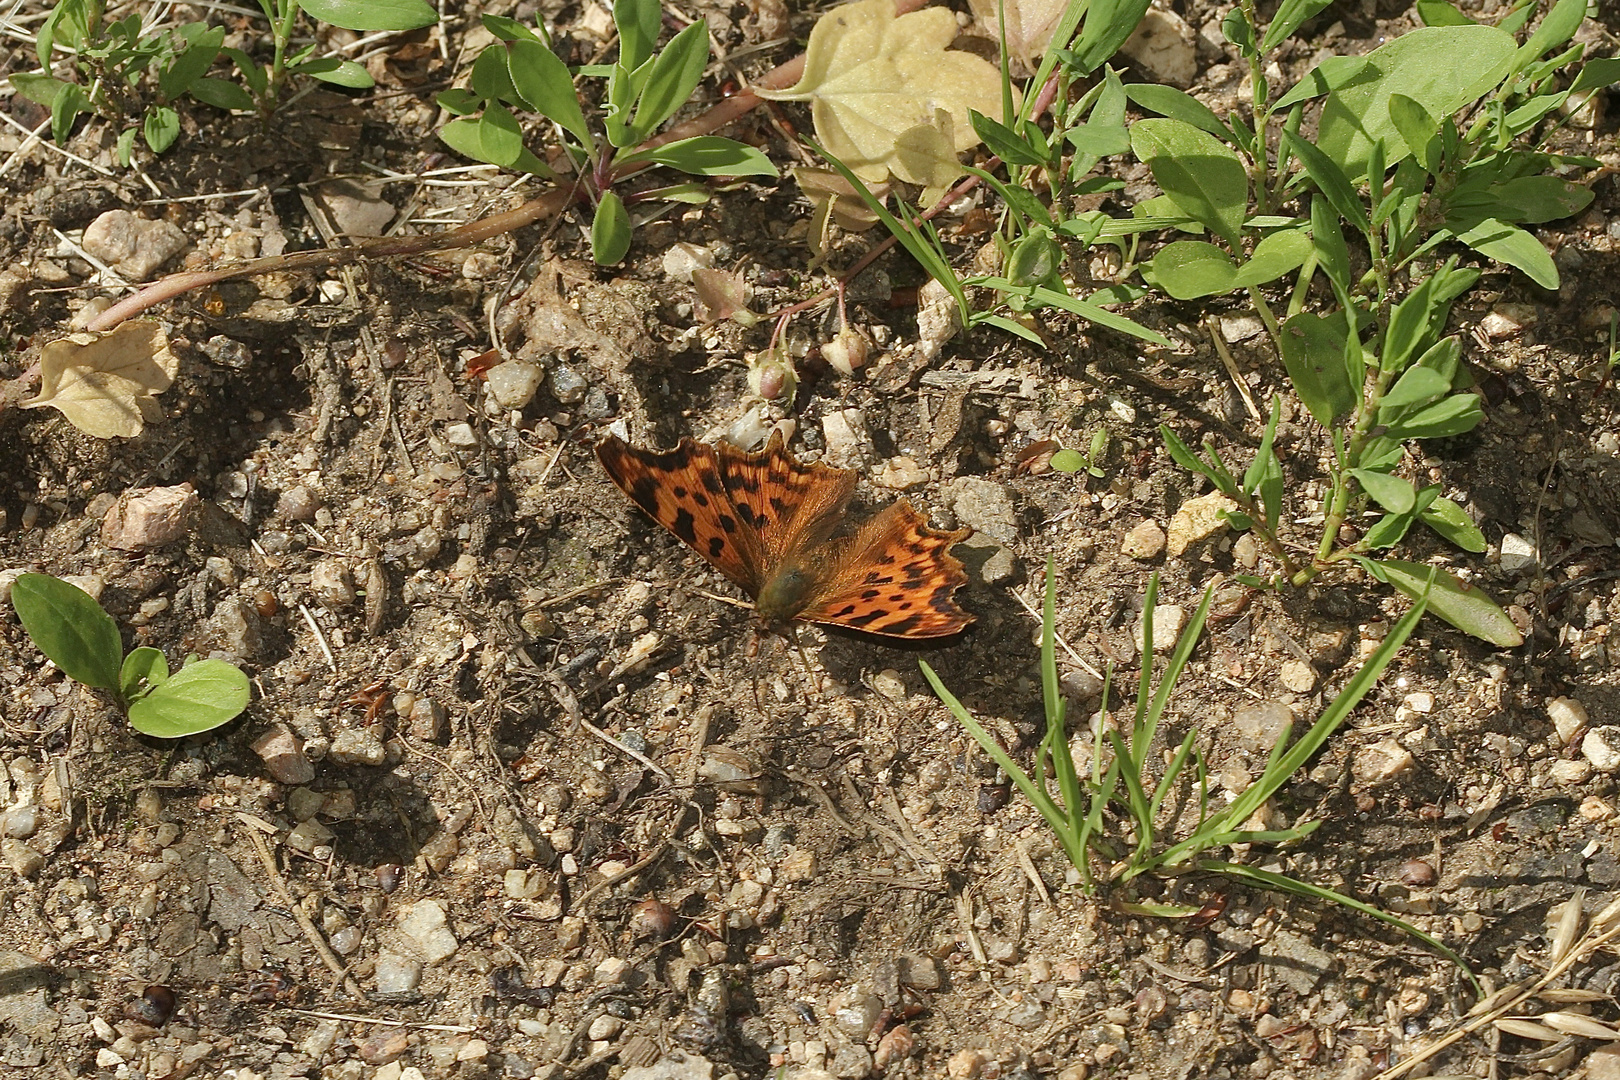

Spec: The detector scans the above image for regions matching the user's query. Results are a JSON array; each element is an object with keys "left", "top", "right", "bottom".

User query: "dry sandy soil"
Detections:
[{"left": 2, "top": 1, "right": 1620, "bottom": 1078}]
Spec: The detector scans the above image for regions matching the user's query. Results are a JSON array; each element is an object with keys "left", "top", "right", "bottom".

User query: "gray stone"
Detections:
[
  {"left": 621, "top": 1050, "right": 715, "bottom": 1080},
  {"left": 943, "top": 477, "right": 1017, "bottom": 544},
  {"left": 328, "top": 728, "right": 387, "bottom": 767},
  {"left": 397, "top": 899, "right": 458, "bottom": 964},
  {"left": 487, "top": 360, "right": 543, "bottom": 409},
  {"left": 829, "top": 1044, "right": 874, "bottom": 1079},
  {"left": 1258, "top": 930, "right": 1337, "bottom": 995},
  {"left": 251, "top": 725, "right": 315, "bottom": 785},
  {"left": 81, "top": 209, "right": 189, "bottom": 280},
  {"left": 1231, "top": 702, "right": 1295, "bottom": 754}
]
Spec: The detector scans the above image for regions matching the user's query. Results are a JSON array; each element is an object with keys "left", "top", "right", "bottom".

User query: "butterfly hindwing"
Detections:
[
  {"left": 596, "top": 435, "right": 767, "bottom": 592},
  {"left": 797, "top": 500, "right": 974, "bottom": 638}
]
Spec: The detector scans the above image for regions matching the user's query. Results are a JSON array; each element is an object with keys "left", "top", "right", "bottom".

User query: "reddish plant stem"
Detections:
[{"left": 82, "top": 0, "right": 945, "bottom": 334}]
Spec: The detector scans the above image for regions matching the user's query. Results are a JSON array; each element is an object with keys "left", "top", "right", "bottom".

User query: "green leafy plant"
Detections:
[
  {"left": 1124, "top": 0, "right": 1610, "bottom": 644},
  {"left": 9, "top": 0, "right": 436, "bottom": 164},
  {"left": 850, "top": 0, "right": 1610, "bottom": 643},
  {"left": 922, "top": 558, "right": 1473, "bottom": 978},
  {"left": 11, "top": 573, "right": 250, "bottom": 738},
  {"left": 437, "top": 0, "right": 777, "bottom": 264}
]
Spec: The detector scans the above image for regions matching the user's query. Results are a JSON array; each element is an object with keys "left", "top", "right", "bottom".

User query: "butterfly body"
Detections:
[
  {"left": 754, "top": 559, "right": 821, "bottom": 625},
  {"left": 596, "top": 432, "right": 973, "bottom": 638}
]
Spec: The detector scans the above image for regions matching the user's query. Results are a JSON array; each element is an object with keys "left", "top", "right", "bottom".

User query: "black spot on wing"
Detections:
[
  {"left": 769, "top": 496, "right": 787, "bottom": 516},
  {"left": 703, "top": 473, "right": 724, "bottom": 495},
  {"left": 736, "top": 504, "right": 757, "bottom": 527},
  {"left": 672, "top": 509, "right": 697, "bottom": 544},
  {"left": 708, "top": 536, "right": 726, "bottom": 558},
  {"left": 672, "top": 485, "right": 688, "bottom": 499},
  {"left": 628, "top": 476, "right": 660, "bottom": 516},
  {"left": 718, "top": 514, "right": 737, "bottom": 534},
  {"left": 693, "top": 491, "right": 709, "bottom": 508},
  {"left": 884, "top": 613, "right": 925, "bottom": 635},
  {"left": 847, "top": 608, "right": 888, "bottom": 628}
]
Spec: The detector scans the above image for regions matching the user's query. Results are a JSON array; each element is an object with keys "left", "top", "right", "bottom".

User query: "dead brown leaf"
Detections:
[
  {"left": 758, "top": 0, "right": 1011, "bottom": 189},
  {"left": 22, "top": 320, "right": 178, "bottom": 439}
]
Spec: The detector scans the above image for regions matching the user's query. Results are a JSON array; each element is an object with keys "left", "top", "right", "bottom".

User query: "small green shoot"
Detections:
[
  {"left": 922, "top": 558, "right": 1473, "bottom": 980},
  {"left": 438, "top": 0, "right": 777, "bottom": 265},
  {"left": 11, "top": 573, "right": 250, "bottom": 738},
  {"left": 9, "top": 0, "right": 436, "bottom": 164},
  {"left": 1049, "top": 429, "right": 1108, "bottom": 478}
]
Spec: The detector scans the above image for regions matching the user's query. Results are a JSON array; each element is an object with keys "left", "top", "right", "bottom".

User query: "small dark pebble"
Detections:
[
  {"left": 489, "top": 966, "right": 556, "bottom": 1007},
  {"left": 376, "top": 863, "right": 405, "bottom": 893},
  {"left": 126, "top": 984, "right": 176, "bottom": 1026},
  {"left": 1399, "top": 859, "right": 1437, "bottom": 887},
  {"left": 244, "top": 971, "right": 298, "bottom": 1004},
  {"left": 630, "top": 899, "right": 680, "bottom": 941},
  {"left": 978, "top": 782, "right": 1013, "bottom": 813},
  {"left": 365, "top": 990, "right": 426, "bottom": 1006}
]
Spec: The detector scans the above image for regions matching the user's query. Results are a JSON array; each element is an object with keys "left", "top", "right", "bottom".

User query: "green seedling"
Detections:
[
  {"left": 9, "top": 0, "right": 436, "bottom": 164},
  {"left": 12, "top": 573, "right": 249, "bottom": 738},
  {"left": 1049, "top": 429, "right": 1108, "bottom": 478},
  {"left": 923, "top": 558, "right": 1475, "bottom": 982},
  {"left": 437, "top": 0, "right": 776, "bottom": 265}
]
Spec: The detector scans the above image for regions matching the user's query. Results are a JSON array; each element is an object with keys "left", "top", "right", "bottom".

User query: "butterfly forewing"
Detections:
[
  {"left": 710, "top": 431, "right": 856, "bottom": 566},
  {"left": 596, "top": 436, "right": 767, "bottom": 592},
  {"left": 797, "top": 500, "right": 974, "bottom": 638}
]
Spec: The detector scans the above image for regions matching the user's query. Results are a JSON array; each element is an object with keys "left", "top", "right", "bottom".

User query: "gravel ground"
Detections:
[{"left": 3, "top": 0, "right": 1620, "bottom": 1078}]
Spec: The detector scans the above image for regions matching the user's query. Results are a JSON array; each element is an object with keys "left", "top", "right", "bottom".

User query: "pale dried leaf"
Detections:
[
  {"left": 1466, "top": 983, "right": 1524, "bottom": 1017},
  {"left": 21, "top": 320, "right": 178, "bottom": 439},
  {"left": 893, "top": 112, "right": 963, "bottom": 201},
  {"left": 1593, "top": 895, "right": 1620, "bottom": 933},
  {"left": 1539, "top": 1010, "right": 1620, "bottom": 1038},
  {"left": 1539, "top": 988, "right": 1614, "bottom": 1004},
  {"left": 792, "top": 167, "right": 887, "bottom": 255},
  {"left": 691, "top": 268, "right": 757, "bottom": 326},
  {"left": 967, "top": 0, "right": 1066, "bottom": 74},
  {"left": 759, "top": 0, "right": 1012, "bottom": 186},
  {"left": 1551, "top": 887, "right": 1586, "bottom": 963},
  {"left": 1492, "top": 1017, "right": 1562, "bottom": 1041}
]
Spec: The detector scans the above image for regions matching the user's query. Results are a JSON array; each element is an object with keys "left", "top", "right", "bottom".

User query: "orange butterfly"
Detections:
[{"left": 596, "top": 431, "right": 973, "bottom": 638}]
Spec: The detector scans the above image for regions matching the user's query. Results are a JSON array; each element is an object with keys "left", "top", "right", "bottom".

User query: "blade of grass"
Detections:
[{"left": 1199, "top": 860, "right": 1480, "bottom": 994}]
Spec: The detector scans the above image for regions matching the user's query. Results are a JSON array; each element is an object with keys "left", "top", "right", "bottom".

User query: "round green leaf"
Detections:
[
  {"left": 1144, "top": 240, "right": 1238, "bottom": 300},
  {"left": 1350, "top": 468, "right": 1416, "bottom": 514},
  {"left": 297, "top": 0, "right": 438, "bottom": 32},
  {"left": 120, "top": 647, "right": 170, "bottom": 703},
  {"left": 295, "top": 58, "right": 375, "bottom": 89},
  {"left": 126, "top": 658, "right": 250, "bottom": 738},
  {"left": 1130, "top": 118, "right": 1248, "bottom": 247},
  {"left": 11, "top": 573, "right": 122, "bottom": 690},
  {"left": 188, "top": 76, "right": 256, "bottom": 112},
  {"left": 591, "top": 190, "right": 632, "bottom": 265}
]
